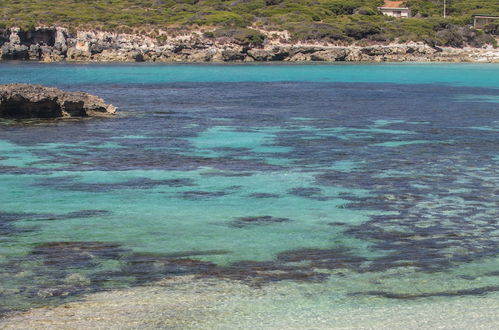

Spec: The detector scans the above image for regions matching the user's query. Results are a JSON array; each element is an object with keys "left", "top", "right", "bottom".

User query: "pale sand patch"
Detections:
[{"left": 1, "top": 275, "right": 498, "bottom": 330}]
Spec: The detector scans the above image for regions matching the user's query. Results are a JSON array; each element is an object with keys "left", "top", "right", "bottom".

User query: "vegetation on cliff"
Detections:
[{"left": 0, "top": 0, "right": 498, "bottom": 47}]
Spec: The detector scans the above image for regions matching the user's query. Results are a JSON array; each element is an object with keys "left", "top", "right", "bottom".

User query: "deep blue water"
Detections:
[{"left": 0, "top": 63, "right": 498, "bottom": 313}]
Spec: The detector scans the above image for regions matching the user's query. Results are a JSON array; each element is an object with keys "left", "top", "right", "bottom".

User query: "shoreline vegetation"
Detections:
[{"left": 1, "top": 0, "right": 498, "bottom": 62}]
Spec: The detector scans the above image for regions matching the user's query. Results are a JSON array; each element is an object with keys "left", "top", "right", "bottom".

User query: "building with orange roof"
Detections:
[{"left": 378, "top": 0, "right": 411, "bottom": 18}]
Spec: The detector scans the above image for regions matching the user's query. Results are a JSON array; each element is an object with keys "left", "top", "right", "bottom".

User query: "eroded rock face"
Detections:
[
  {"left": 0, "top": 26, "right": 498, "bottom": 63},
  {"left": 0, "top": 84, "right": 117, "bottom": 119},
  {"left": 0, "top": 27, "right": 68, "bottom": 61}
]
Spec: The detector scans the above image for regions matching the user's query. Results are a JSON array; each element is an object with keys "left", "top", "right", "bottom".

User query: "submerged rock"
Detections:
[
  {"left": 31, "top": 241, "right": 128, "bottom": 267},
  {"left": 0, "top": 84, "right": 116, "bottom": 119},
  {"left": 229, "top": 215, "right": 291, "bottom": 228}
]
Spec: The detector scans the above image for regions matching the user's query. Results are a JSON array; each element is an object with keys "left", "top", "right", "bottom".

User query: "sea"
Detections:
[{"left": 0, "top": 63, "right": 498, "bottom": 325}]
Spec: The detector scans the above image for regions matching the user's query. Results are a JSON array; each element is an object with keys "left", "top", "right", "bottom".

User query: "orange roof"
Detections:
[{"left": 382, "top": 1, "right": 405, "bottom": 8}]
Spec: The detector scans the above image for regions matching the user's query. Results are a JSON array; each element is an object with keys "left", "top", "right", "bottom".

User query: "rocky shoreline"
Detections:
[
  {"left": 0, "top": 84, "right": 116, "bottom": 119},
  {"left": 1, "top": 26, "right": 498, "bottom": 63}
]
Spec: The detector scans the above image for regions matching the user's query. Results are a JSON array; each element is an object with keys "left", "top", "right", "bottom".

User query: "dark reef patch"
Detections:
[
  {"left": 0, "top": 209, "right": 110, "bottom": 238},
  {"left": 0, "top": 241, "right": 131, "bottom": 313},
  {"left": 34, "top": 176, "right": 196, "bottom": 192},
  {"left": 199, "top": 260, "right": 328, "bottom": 287},
  {"left": 31, "top": 241, "right": 129, "bottom": 268},
  {"left": 181, "top": 190, "right": 228, "bottom": 200},
  {"left": 328, "top": 222, "right": 347, "bottom": 226},
  {"left": 248, "top": 193, "right": 280, "bottom": 198},
  {"left": 229, "top": 215, "right": 291, "bottom": 228},
  {"left": 200, "top": 171, "right": 253, "bottom": 177},
  {"left": 308, "top": 128, "right": 499, "bottom": 274},
  {"left": 342, "top": 203, "right": 499, "bottom": 273},
  {"left": 29, "top": 209, "right": 112, "bottom": 221},
  {"left": 0, "top": 308, "right": 11, "bottom": 319},
  {"left": 20, "top": 142, "right": 288, "bottom": 172},
  {"left": 160, "top": 249, "right": 231, "bottom": 258},
  {"left": 1, "top": 209, "right": 112, "bottom": 225},
  {"left": 353, "top": 285, "right": 499, "bottom": 300},
  {"left": 0, "top": 211, "right": 39, "bottom": 236},
  {"left": 64, "top": 209, "right": 111, "bottom": 219},
  {"left": 0, "top": 165, "right": 52, "bottom": 175},
  {"left": 0, "top": 243, "right": 236, "bottom": 312},
  {"left": 277, "top": 248, "right": 366, "bottom": 270},
  {"left": 198, "top": 246, "right": 373, "bottom": 286},
  {"left": 288, "top": 187, "right": 328, "bottom": 201},
  {"left": 115, "top": 254, "right": 217, "bottom": 284}
]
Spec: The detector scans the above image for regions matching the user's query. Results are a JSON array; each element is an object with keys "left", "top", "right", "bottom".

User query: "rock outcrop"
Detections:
[
  {"left": 0, "top": 26, "right": 498, "bottom": 63},
  {"left": 0, "top": 84, "right": 116, "bottom": 119}
]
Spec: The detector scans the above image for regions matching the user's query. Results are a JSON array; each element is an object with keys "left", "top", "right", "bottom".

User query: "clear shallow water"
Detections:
[
  {"left": 0, "top": 63, "right": 498, "bottom": 314},
  {"left": 1, "top": 62, "right": 499, "bottom": 87}
]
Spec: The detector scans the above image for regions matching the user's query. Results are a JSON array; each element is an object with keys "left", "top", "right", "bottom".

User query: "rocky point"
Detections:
[{"left": 0, "top": 84, "right": 116, "bottom": 119}]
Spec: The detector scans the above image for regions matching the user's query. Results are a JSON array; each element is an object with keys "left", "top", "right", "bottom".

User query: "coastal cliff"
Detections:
[{"left": 0, "top": 26, "right": 498, "bottom": 63}]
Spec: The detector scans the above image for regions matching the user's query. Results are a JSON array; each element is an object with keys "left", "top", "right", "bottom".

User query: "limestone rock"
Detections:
[
  {"left": 0, "top": 26, "right": 498, "bottom": 63},
  {"left": 0, "top": 84, "right": 116, "bottom": 119},
  {"left": 54, "top": 27, "right": 68, "bottom": 53},
  {"left": 222, "top": 49, "right": 246, "bottom": 61},
  {"left": 310, "top": 48, "right": 349, "bottom": 61},
  {"left": 1, "top": 43, "right": 29, "bottom": 60}
]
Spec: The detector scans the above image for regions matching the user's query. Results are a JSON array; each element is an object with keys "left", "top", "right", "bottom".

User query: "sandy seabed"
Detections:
[{"left": 1, "top": 275, "right": 498, "bottom": 330}]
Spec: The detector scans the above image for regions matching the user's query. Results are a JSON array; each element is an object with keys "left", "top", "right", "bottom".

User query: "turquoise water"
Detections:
[
  {"left": 0, "top": 63, "right": 498, "bottom": 314},
  {"left": 0, "top": 63, "right": 498, "bottom": 87}
]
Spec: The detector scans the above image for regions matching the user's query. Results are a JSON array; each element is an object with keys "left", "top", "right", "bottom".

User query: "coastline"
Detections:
[
  {"left": 2, "top": 275, "right": 498, "bottom": 329},
  {"left": 1, "top": 27, "right": 498, "bottom": 63}
]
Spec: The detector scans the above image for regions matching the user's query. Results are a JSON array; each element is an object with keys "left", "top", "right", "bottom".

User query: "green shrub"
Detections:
[
  {"left": 355, "top": 7, "right": 378, "bottom": 15},
  {"left": 0, "top": 0, "right": 497, "bottom": 46},
  {"left": 344, "top": 21, "right": 381, "bottom": 39},
  {"left": 265, "top": 0, "right": 283, "bottom": 6},
  {"left": 189, "top": 11, "right": 248, "bottom": 26},
  {"left": 436, "top": 26, "right": 465, "bottom": 47},
  {"left": 484, "top": 23, "right": 499, "bottom": 35},
  {"left": 212, "top": 27, "right": 266, "bottom": 45},
  {"left": 19, "top": 21, "right": 36, "bottom": 31},
  {"left": 289, "top": 22, "right": 348, "bottom": 41}
]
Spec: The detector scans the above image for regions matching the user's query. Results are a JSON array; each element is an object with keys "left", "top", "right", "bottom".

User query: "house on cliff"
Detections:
[
  {"left": 473, "top": 15, "right": 499, "bottom": 29},
  {"left": 378, "top": 1, "right": 411, "bottom": 18}
]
